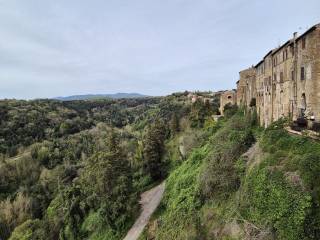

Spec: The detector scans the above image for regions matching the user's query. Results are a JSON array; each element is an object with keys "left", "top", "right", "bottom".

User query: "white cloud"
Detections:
[{"left": 0, "top": 0, "right": 319, "bottom": 98}]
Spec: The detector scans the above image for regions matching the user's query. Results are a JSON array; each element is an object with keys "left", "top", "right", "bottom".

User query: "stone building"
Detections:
[
  {"left": 235, "top": 23, "right": 320, "bottom": 127},
  {"left": 236, "top": 67, "right": 256, "bottom": 107},
  {"left": 295, "top": 25, "right": 320, "bottom": 122},
  {"left": 255, "top": 49, "right": 278, "bottom": 127},
  {"left": 219, "top": 90, "right": 237, "bottom": 115}
]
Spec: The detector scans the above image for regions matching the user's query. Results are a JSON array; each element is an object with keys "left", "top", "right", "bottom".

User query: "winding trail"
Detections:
[{"left": 123, "top": 182, "right": 165, "bottom": 240}]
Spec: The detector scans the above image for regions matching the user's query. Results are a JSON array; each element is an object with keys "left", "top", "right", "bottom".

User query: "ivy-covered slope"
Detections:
[{"left": 141, "top": 113, "right": 320, "bottom": 240}]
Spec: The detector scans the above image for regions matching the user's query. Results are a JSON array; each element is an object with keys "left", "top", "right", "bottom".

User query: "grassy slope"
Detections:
[{"left": 140, "top": 114, "right": 320, "bottom": 240}]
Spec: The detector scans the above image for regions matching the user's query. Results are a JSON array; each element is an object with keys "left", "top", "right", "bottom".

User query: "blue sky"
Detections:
[{"left": 0, "top": 0, "right": 319, "bottom": 99}]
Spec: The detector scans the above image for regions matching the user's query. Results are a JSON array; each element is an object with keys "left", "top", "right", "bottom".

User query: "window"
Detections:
[
  {"left": 290, "top": 45, "right": 294, "bottom": 56},
  {"left": 302, "top": 38, "right": 306, "bottom": 49},
  {"left": 280, "top": 72, "right": 284, "bottom": 83},
  {"left": 283, "top": 50, "right": 288, "bottom": 61},
  {"left": 301, "top": 67, "right": 305, "bottom": 80},
  {"left": 291, "top": 71, "right": 294, "bottom": 81},
  {"left": 227, "top": 96, "right": 232, "bottom": 99},
  {"left": 274, "top": 74, "right": 277, "bottom": 82}
]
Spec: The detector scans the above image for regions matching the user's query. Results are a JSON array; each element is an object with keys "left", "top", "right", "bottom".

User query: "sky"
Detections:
[{"left": 0, "top": 0, "right": 319, "bottom": 99}]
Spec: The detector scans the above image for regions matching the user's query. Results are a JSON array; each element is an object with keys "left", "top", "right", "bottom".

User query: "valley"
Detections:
[
  {"left": 0, "top": 92, "right": 219, "bottom": 239},
  {"left": 1, "top": 91, "right": 320, "bottom": 240}
]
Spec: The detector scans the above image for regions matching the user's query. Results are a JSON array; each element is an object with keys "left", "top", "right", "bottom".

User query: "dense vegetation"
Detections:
[
  {"left": 3, "top": 91, "right": 319, "bottom": 240},
  {"left": 0, "top": 98, "right": 160, "bottom": 157},
  {"left": 140, "top": 110, "right": 320, "bottom": 240},
  {"left": 0, "top": 92, "right": 220, "bottom": 240}
]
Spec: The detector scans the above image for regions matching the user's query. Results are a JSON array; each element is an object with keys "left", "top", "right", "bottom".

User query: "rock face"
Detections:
[{"left": 123, "top": 182, "right": 165, "bottom": 240}]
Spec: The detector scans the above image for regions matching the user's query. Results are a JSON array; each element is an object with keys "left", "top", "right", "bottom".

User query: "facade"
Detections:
[
  {"left": 233, "top": 23, "right": 320, "bottom": 127},
  {"left": 219, "top": 90, "right": 237, "bottom": 115},
  {"left": 188, "top": 93, "right": 215, "bottom": 104},
  {"left": 237, "top": 67, "right": 256, "bottom": 107}
]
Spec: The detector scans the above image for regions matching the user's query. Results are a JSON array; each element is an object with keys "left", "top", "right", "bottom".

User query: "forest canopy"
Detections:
[{"left": 0, "top": 92, "right": 220, "bottom": 240}]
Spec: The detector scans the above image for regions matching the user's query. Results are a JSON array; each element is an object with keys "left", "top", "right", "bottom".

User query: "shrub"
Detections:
[
  {"left": 248, "top": 121, "right": 320, "bottom": 239},
  {"left": 154, "top": 148, "right": 208, "bottom": 240},
  {"left": 223, "top": 104, "right": 238, "bottom": 118},
  {"left": 200, "top": 113, "right": 255, "bottom": 200},
  {"left": 9, "top": 219, "right": 46, "bottom": 240},
  {"left": 0, "top": 193, "right": 33, "bottom": 240},
  {"left": 81, "top": 210, "right": 120, "bottom": 240},
  {"left": 242, "top": 168, "right": 311, "bottom": 240}
]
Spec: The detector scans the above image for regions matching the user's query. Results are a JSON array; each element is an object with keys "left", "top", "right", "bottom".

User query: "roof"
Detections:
[
  {"left": 238, "top": 23, "right": 320, "bottom": 83},
  {"left": 239, "top": 67, "right": 255, "bottom": 74},
  {"left": 222, "top": 89, "right": 236, "bottom": 94},
  {"left": 268, "top": 23, "right": 320, "bottom": 56},
  {"left": 272, "top": 39, "right": 293, "bottom": 55},
  {"left": 254, "top": 60, "right": 264, "bottom": 68},
  {"left": 296, "top": 23, "right": 320, "bottom": 42},
  {"left": 263, "top": 49, "right": 277, "bottom": 59}
]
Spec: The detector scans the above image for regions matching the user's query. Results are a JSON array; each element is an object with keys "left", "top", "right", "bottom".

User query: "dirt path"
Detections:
[{"left": 123, "top": 182, "right": 165, "bottom": 240}]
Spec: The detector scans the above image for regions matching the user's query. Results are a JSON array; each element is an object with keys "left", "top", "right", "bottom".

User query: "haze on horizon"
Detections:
[{"left": 0, "top": 0, "right": 319, "bottom": 99}]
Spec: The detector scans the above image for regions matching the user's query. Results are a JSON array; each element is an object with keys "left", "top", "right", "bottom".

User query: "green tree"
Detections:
[
  {"left": 143, "top": 120, "right": 166, "bottom": 181},
  {"left": 170, "top": 113, "right": 180, "bottom": 135},
  {"left": 80, "top": 133, "right": 135, "bottom": 230},
  {"left": 190, "top": 99, "right": 211, "bottom": 128},
  {"left": 0, "top": 192, "right": 33, "bottom": 240},
  {"left": 9, "top": 219, "right": 47, "bottom": 240},
  {"left": 223, "top": 103, "right": 238, "bottom": 118},
  {"left": 107, "top": 128, "right": 119, "bottom": 153}
]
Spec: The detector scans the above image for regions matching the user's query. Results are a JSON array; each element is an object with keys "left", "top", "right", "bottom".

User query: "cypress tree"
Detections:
[
  {"left": 142, "top": 120, "right": 166, "bottom": 181},
  {"left": 170, "top": 113, "right": 180, "bottom": 135}
]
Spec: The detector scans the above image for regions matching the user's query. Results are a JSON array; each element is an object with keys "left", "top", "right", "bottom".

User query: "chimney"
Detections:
[{"left": 293, "top": 32, "right": 298, "bottom": 39}]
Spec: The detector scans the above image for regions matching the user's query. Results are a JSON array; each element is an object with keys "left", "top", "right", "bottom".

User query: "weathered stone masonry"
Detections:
[
  {"left": 219, "top": 90, "right": 236, "bottom": 115},
  {"left": 221, "top": 23, "right": 320, "bottom": 127}
]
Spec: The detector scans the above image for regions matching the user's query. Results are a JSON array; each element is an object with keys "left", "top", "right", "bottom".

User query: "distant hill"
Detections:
[{"left": 54, "top": 93, "right": 148, "bottom": 101}]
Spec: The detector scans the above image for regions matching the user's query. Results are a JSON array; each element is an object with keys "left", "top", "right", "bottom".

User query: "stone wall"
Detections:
[
  {"left": 295, "top": 28, "right": 320, "bottom": 121},
  {"left": 219, "top": 90, "right": 237, "bottom": 115},
  {"left": 237, "top": 67, "right": 256, "bottom": 107},
  {"left": 233, "top": 23, "right": 320, "bottom": 127}
]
